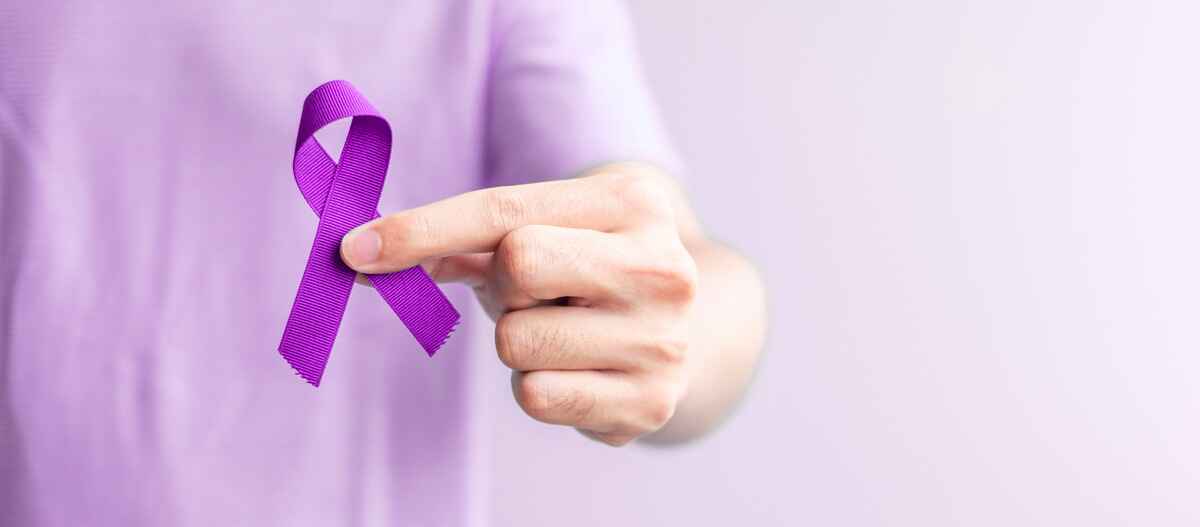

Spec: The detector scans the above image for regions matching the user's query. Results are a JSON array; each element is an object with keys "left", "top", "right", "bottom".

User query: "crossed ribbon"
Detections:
[{"left": 278, "top": 80, "right": 459, "bottom": 387}]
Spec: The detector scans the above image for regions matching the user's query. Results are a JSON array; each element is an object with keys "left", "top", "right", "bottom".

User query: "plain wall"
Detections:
[{"left": 485, "top": 1, "right": 1200, "bottom": 525}]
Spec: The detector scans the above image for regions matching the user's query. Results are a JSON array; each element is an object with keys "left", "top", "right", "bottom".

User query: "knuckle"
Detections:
[
  {"left": 482, "top": 189, "right": 528, "bottom": 233},
  {"left": 644, "top": 336, "right": 689, "bottom": 367},
  {"left": 552, "top": 387, "right": 598, "bottom": 425},
  {"left": 629, "top": 250, "right": 699, "bottom": 305},
  {"left": 663, "top": 255, "right": 700, "bottom": 303},
  {"left": 641, "top": 385, "right": 678, "bottom": 430},
  {"left": 497, "top": 227, "right": 543, "bottom": 292},
  {"left": 606, "top": 171, "right": 673, "bottom": 219},
  {"left": 497, "top": 314, "right": 568, "bottom": 370},
  {"left": 514, "top": 374, "right": 548, "bottom": 419},
  {"left": 515, "top": 375, "right": 597, "bottom": 425},
  {"left": 494, "top": 314, "right": 524, "bottom": 369}
]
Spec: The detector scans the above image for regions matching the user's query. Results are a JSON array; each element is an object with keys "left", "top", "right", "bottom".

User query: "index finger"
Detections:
[{"left": 341, "top": 172, "right": 658, "bottom": 273}]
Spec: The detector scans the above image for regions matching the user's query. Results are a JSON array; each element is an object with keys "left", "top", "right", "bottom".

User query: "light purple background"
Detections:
[{"left": 483, "top": 1, "right": 1200, "bottom": 525}]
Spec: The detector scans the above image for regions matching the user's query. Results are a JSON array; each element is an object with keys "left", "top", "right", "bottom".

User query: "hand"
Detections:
[{"left": 341, "top": 169, "right": 699, "bottom": 445}]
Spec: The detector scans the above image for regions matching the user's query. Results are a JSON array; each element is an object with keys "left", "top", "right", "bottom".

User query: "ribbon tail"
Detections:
[
  {"left": 369, "top": 266, "right": 460, "bottom": 357},
  {"left": 278, "top": 242, "right": 357, "bottom": 387}
]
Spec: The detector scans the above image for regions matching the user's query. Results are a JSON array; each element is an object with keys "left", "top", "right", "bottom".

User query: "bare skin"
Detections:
[{"left": 341, "top": 163, "right": 766, "bottom": 446}]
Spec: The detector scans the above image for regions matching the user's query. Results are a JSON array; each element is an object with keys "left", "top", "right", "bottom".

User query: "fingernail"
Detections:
[{"left": 343, "top": 227, "right": 382, "bottom": 268}]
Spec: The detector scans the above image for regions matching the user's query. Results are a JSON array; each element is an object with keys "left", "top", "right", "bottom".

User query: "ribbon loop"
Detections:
[{"left": 279, "top": 80, "right": 459, "bottom": 387}]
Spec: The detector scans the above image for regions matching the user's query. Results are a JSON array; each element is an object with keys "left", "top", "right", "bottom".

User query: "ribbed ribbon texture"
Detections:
[{"left": 278, "top": 80, "right": 459, "bottom": 387}]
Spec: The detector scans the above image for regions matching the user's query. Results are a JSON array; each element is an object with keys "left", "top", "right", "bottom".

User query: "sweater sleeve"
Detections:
[{"left": 484, "top": 0, "right": 683, "bottom": 186}]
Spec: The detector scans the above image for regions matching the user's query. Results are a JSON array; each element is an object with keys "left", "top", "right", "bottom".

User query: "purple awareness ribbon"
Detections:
[{"left": 278, "top": 80, "right": 459, "bottom": 387}]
